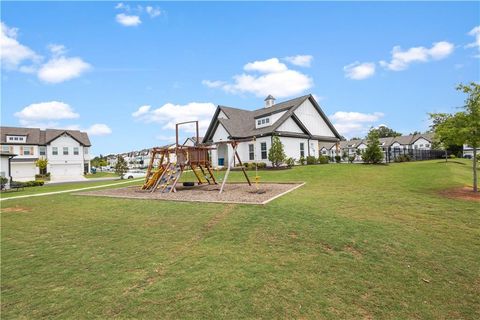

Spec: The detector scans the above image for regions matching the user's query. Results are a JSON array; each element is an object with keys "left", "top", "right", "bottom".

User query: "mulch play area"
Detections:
[{"left": 74, "top": 182, "right": 305, "bottom": 205}]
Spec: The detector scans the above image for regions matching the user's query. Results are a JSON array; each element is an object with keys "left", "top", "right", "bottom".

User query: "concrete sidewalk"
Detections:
[{"left": 1, "top": 179, "right": 142, "bottom": 202}]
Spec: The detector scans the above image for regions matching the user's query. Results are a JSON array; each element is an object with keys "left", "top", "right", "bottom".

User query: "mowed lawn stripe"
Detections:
[{"left": 1, "top": 160, "right": 479, "bottom": 319}]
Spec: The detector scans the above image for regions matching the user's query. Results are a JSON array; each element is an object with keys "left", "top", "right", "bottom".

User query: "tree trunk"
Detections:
[{"left": 473, "top": 147, "right": 478, "bottom": 193}]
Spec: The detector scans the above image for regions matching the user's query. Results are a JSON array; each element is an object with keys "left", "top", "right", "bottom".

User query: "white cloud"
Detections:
[
  {"left": 0, "top": 22, "right": 41, "bottom": 70},
  {"left": 343, "top": 62, "right": 376, "bottom": 80},
  {"left": 14, "top": 101, "right": 80, "bottom": 126},
  {"left": 146, "top": 6, "right": 162, "bottom": 18},
  {"left": 48, "top": 44, "right": 67, "bottom": 57},
  {"left": 115, "top": 2, "right": 126, "bottom": 10},
  {"left": 466, "top": 25, "right": 480, "bottom": 57},
  {"left": 203, "top": 57, "right": 313, "bottom": 98},
  {"left": 380, "top": 41, "right": 454, "bottom": 71},
  {"left": 244, "top": 58, "right": 288, "bottom": 73},
  {"left": 86, "top": 124, "right": 112, "bottom": 136},
  {"left": 132, "top": 102, "right": 216, "bottom": 134},
  {"left": 37, "top": 56, "right": 91, "bottom": 83},
  {"left": 116, "top": 13, "right": 142, "bottom": 26},
  {"left": 330, "top": 111, "right": 384, "bottom": 138},
  {"left": 284, "top": 55, "right": 313, "bottom": 67},
  {"left": 202, "top": 80, "right": 226, "bottom": 88},
  {"left": 131, "top": 105, "right": 151, "bottom": 117}
]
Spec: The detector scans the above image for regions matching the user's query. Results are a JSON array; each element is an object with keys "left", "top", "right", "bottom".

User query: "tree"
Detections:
[
  {"left": 115, "top": 155, "right": 129, "bottom": 179},
  {"left": 268, "top": 135, "right": 286, "bottom": 168},
  {"left": 430, "top": 82, "right": 480, "bottom": 192},
  {"left": 350, "top": 136, "right": 362, "bottom": 141},
  {"left": 370, "top": 125, "right": 402, "bottom": 138},
  {"left": 35, "top": 158, "right": 48, "bottom": 175},
  {"left": 91, "top": 155, "right": 108, "bottom": 170},
  {"left": 362, "top": 129, "right": 384, "bottom": 164}
]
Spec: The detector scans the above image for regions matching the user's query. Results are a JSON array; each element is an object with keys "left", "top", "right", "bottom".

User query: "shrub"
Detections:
[
  {"left": 268, "top": 135, "right": 286, "bottom": 168},
  {"left": 342, "top": 152, "right": 348, "bottom": 161},
  {"left": 306, "top": 156, "right": 317, "bottom": 165},
  {"left": 318, "top": 155, "right": 329, "bottom": 164},
  {"left": 362, "top": 129, "right": 384, "bottom": 164},
  {"left": 348, "top": 155, "right": 356, "bottom": 163},
  {"left": 35, "top": 174, "right": 51, "bottom": 181},
  {"left": 335, "top": 155, "right": 342, "bottom": 163},
  {"left": 329, "top": 156, "right": 334, "bottom": 162},
  {"left": 25, "top": 180, "right": 45, "bottom": 187},
  {"left": 285, "top": 157, "right": 295, "bottom": 168},
  {"left": 257, "top": 162, "right": 267, "bottom": 169},
  {"left": 299, "top": 156, "right": 305, "bottom": 165}
]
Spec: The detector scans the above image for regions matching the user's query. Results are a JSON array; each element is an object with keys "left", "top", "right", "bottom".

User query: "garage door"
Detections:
[
  {"left": 11, "top": 162, "right": 37, "bottom": 181},
  {"left": 50, "top": 164, "right": 83, "bottom": 181}
]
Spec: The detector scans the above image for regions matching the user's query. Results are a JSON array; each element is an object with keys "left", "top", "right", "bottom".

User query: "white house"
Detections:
[
  {"left": 319, "top": 133, "right": 435, "bottom": 162},
  {"left": 0, "top": 127, "right": 91, "bottom": 182},
  {"left": 202, "top": 94, "right": 341, "bottom": 167}
]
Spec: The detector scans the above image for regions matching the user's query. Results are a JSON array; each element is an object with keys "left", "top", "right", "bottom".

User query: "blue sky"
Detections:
[{"left": 1, "top": 1, "right": 479, "bottom": 156}]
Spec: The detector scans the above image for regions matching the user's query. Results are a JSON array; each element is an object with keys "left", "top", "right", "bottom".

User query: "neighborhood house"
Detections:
[
  {"left": 202, "top": 94, "right": 342, "bottom": 167},
  {"left": 0, "top": 127, "right": 91, "bottom": 182}
]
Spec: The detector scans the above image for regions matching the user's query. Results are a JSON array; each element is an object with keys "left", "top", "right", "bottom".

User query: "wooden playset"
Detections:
[{"left": 141, "top": 121, "right": 252, "bottom": 194}]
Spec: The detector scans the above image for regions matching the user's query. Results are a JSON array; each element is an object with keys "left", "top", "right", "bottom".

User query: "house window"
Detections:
[
  {"left": 249, "top": 144, "right": 254, "bottom": 160},
  {"left": 23, "top": 148, "right": 31, "bottom": 155},
  {"left": 74, "top": 147, "right": 79, "bottom": 155},
  {"left": 39, "top": 146, "right": 46, "bottom": 156},
  {"left": 261, "top": 142, "right": 267, "bottom": 160},
  {"left": 300, "top": 143, "right": 305, "bottom": 158},
  {"left": 52, "top": 147, "right": 58, "bottom": 155},
  {"left": 2, "top": 145, "right": 9, "bottom": 152},
  {"left": 425, "top": 144, "right": 430, "bottom": 148},
  {"left": 63, "top": 147, "right": 69, "bottom": 155},
  {"left": 14, "top": 137, "right": 18, "bottom": 141},
  {"left": 8, "top": 137, "right": 13, "bottom": 141},
  {"left": 266, "top": 118, "right": 269, "bottom": 124},
  {"left": 84, "top": 147, "right": 89, "bottom": 154},
  {"left": 257, "top": 120, "right": 261, "bottom": 125}
]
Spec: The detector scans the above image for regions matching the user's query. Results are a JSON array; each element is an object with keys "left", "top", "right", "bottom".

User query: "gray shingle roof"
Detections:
[
  {"left": 203, "top": 94, "right": 340, "bottom": 142},
  {"left": 1, "top": 126, "right": 91, "bottom": 146}
]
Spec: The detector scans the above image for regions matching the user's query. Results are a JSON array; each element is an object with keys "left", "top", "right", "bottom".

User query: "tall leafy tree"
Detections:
[
  {"left": 268, "top": 135, "right": 286, "bottom": 168},
  {"left": 430, "top": 82, "right": 480, "bottom": 192},
  {"left": 370, "top": 126, "right": 402, "bottom": 138},
  {"left": 362, "top": 129, "right": 384, "bottom": 164},
  {"left": 115, "top": 155, "right": 129, "bottom": 179}
]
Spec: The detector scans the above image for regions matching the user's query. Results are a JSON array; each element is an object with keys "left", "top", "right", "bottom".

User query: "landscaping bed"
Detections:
[{"left": 74, "top": 182, "right": 304, "bottom": 205}]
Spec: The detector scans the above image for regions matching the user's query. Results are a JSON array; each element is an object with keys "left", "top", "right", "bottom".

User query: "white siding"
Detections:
[
  {"left": 412, "top": 138, "right": 431, "bottom": 150},
  {"left": 280, "top": 137, "right": 310, "bottom": 161},
  {"left": 218, "top": 110, "right": 228, "bottom": 119},
  {"left": 276, "top": 117, "right": 304, "bottom": 133},
  {"left": 11, "top": 162, "right": 37, "bottom": 181},
  {"left": 47, "top": 134, "right": 87, "bottom": 180},
  {"left": 294, "top": 99, "right": 336, "bottom": 137},
  {"left": 212, "top": 123, "right": 229, "bottom": 142}
]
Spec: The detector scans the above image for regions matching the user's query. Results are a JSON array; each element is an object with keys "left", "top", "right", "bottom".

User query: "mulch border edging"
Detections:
[{"left": 73, "top": 182, "right": 306, "bottom": 206}]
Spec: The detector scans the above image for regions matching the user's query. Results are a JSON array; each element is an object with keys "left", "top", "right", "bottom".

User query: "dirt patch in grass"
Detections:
[
  {"left": 344, "top": 244, "right": 363, "bottom": 258},
  {"left": 74, "top": 182, "right": 304, "bottom": 205},
  {"left": 438, "top": 186, "right": 480, "bottom": 202},
  {"left": 2, "top": 206, "right": 30, "bottom": 213}
]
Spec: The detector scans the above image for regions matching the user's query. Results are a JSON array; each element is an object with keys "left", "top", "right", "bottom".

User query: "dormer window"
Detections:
[
  {"left": 6, "top": 135, "right": 26, "bottom": 143},
  {"left": 256, "top": 117, "right": 271, "bottom": 128}
]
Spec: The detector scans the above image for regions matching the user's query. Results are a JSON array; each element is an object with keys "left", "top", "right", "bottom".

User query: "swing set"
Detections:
[{"left": 141, "top": 121, "right": 261, "bottom": 194}]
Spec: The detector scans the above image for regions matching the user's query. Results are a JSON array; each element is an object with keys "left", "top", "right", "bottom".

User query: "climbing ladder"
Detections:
[{"left": 152, "top": 162, "right": 184, "bottom": 193}]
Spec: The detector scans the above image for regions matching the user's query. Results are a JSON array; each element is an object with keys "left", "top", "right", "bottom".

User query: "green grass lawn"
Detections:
[
  {"left": 84, "top": 172, "right": 120, "bottom": 179},
  {"left": 1, "top": 160, "right": 479, "bottom": 319},
  {"left": 0, "top": 178, "right": 143, "bottom": 199}
]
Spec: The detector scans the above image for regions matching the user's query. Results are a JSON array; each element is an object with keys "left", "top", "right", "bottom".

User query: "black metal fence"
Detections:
[{"left": 385, "top": 148, "right": 445, "bottom": 163}]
